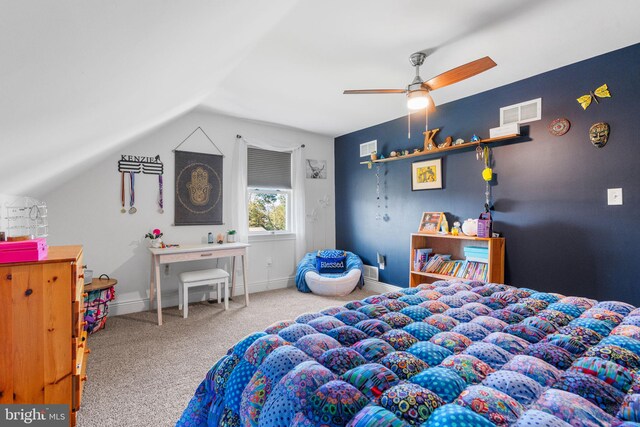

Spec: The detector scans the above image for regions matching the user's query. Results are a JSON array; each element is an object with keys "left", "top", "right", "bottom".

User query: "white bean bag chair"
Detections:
[
  {"left": 305, "top": 269, "right": 362, "bottom": 297},
  {"left": 295, "top": 250, "right": 364, "bottom": 296}
]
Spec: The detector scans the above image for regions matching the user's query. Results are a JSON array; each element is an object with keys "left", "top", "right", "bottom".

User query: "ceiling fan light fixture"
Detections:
[{"left": 407, "top": 90, "right": 430, "bottom": 110}]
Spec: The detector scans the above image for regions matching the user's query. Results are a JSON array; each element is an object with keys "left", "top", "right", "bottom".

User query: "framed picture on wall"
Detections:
[
  {"left": 418, "top": 212, "right": 444, "bottom": 234},
  {"left": 412, "top": 158, "right": 442, "bottom": 191},
  {"left": 306, "top": 159, "right": 327, "bottom": 179}
]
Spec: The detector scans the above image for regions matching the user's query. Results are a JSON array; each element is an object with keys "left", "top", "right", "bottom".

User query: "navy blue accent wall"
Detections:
[{"left": 335, "top": 43, "right": 640, "bottom": 304}]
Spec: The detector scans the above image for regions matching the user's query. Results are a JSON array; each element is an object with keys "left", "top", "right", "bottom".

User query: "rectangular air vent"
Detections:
[
  {"left": 500, "top": 98, "right": 542, "bottom": 126},
  {"left": 362, "top": 264, "right": 379, "bottom": 281},
  {"left": 360, "top": 140, "right": 377, "bottom": 157}
]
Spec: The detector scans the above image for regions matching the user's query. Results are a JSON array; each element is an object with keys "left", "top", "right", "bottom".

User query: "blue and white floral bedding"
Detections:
[{"left": 177, "top": 279, "right": 640, "bottom": 426}]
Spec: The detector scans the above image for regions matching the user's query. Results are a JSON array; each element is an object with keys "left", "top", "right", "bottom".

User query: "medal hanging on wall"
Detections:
[
  {"left": 129, "top": 172, "right": 137, "bottom": 214},
  {"left": 120, "top": 172, "right": 126, "bottom": 213},
  {"left": 158, "top": 175, "right": 164, "bottom": 214},
  {"left": 117, "top": 154, "right": 164, "bottom": 213}
]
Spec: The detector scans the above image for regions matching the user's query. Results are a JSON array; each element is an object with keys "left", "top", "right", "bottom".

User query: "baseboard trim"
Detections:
[
  {"left": 364, "top": 279, "right": 402, "bottom": 293},
  {"left": 110, "top": 276, "right": 295, "bottom": 316}
]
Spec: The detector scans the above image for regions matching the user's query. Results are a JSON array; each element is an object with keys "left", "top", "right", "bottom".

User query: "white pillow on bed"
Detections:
[{"left": 305, "top": 269, "right": 361, "bottom": 297}]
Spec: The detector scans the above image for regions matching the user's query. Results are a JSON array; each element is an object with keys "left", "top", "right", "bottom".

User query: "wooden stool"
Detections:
[{"left": 178, "top": 268, "right": 229, "bottom": 318}]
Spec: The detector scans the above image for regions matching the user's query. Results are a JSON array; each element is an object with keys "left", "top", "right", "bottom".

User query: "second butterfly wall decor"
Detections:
[{"left": 577, "top": 83, "right": 611, "bottom": 110}]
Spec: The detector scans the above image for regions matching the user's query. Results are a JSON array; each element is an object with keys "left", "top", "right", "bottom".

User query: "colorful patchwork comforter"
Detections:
[{"left": 177, "top": 280, "right": 640, "bottom": 426}]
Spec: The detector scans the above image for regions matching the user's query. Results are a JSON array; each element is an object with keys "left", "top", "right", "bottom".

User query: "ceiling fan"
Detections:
[{"left": 344, "top": 52, "right": 496, "bottom": 112}]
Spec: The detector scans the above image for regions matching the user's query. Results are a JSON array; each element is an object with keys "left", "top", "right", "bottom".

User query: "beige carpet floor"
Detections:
[{"left": 78, "top": 287, "right": 376, "bottom": 427}]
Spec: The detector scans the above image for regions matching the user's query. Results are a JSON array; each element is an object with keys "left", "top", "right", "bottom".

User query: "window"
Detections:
[
  {"left": 248, "top": 189, "right": 290, "bottom": 233},
  {"left": 247, "top": 147, "right": 292, "bottom": 234}
]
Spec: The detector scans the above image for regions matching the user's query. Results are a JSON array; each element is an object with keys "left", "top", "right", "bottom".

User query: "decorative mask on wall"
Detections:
[{"left": 589, "top": 122, "right": 610, "bottom": 148}]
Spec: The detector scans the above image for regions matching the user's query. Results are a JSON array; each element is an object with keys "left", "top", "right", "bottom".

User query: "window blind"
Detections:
[{"left": 247, "top": 147, "right": 292, "bottom": 189}]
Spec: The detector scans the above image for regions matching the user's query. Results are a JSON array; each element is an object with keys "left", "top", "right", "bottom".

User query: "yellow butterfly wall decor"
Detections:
[{"left": 577, "top": 84, "right": 611, "bottom": 110}]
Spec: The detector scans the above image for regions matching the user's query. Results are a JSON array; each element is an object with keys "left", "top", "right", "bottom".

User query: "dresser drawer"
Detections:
[
  {"left": 74, "top": 277, "right": 85, "bottom": 303},
  {"left": 72, "top": 348, "right": 89, "bottom": 412},
  {"left": 72, "top": 301, "right": 87, "bottom": 338},
  {"left": 73, "top": 273, "right": 84, "bottom": 303},
  {"left": 72, "top": 254, "right": 84, "bottom": 302},
  {"left": 73, "top": 330, "right": 88, "bottom": 374}
]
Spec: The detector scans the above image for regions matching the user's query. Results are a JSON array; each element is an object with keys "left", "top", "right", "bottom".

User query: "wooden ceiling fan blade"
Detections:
[
  {"left": 343, "top": 89, "right": 406, "bottom": 94},
  {"left": 423, "top": 56, "right": 497, "bottom": 91}
]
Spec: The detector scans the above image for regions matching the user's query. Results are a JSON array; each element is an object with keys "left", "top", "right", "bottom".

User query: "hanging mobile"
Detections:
[
  {"left": 129, "top": 172, "right": 137, "bottom": 214},
  {"left": 481, "top": 146, "right": 493, "bottom": 181},
  {"left": 482, "top": 146, "right": 492, "bottom": 210},
  {"left": 158, "top": 175, "right": 164, "bottom": 214},
  {"left": 120, "top": 172, "right": 126, "bottom": 213},
  {"left": 375, "top": 164, "right": 381, "bottom": 220}
]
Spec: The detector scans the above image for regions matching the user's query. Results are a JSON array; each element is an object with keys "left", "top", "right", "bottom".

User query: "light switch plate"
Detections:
[{"left": 608, "top": 188, "right": 623, "bottom": 205}]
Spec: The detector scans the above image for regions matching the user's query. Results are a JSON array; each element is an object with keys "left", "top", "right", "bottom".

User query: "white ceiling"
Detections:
[{"left": 2, "top": 0, "right": 639, "bottom": 195}]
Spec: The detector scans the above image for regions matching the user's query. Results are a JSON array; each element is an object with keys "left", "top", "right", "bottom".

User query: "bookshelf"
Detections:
[{"left": 409, "top": 233, "right": 505, "bottom": 287}]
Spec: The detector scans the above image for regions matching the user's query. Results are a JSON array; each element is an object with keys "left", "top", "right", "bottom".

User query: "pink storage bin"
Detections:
[{"left": 0, "top": 238, "right": 48, "bottom": 264}]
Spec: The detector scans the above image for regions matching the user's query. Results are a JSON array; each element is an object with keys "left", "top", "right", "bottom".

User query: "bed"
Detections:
[{"left": 177, "top": 279, "right": 640, "bottom": 426}]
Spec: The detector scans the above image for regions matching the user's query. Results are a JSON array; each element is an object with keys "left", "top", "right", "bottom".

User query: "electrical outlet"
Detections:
[
  {"left": 164, "top": 265, "right": 170, "bottom": 275},
  {"left": 608, "top": 188, "right": 623, "bottom": 205},
  {"left": 266, "top": 256, "right": 273, "bottom": 266}
]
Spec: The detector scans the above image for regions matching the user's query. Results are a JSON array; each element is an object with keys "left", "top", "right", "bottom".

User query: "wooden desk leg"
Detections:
[
  {"left": 242, "top": 253, "right": 249, "bottom": 306},
  {"left": 149, "top": 255, "right": 155, "bottom": 311},
  {"left": 230, "top": 256, "right": 236, "bottom": 299},
  {"left": 154, "top": 256, "right": 163, "bottom": 326}
]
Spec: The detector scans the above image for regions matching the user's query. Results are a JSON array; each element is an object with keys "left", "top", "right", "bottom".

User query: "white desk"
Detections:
[{"left": 148, "top": 242, "right": 250, "bottom": 325}]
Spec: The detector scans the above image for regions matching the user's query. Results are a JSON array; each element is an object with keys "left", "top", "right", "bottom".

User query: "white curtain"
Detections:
[
  {"left": 231, "top": 136, "right": 306, "bottom": 259},
  {"left": 230, "top": 138, "right": 249, "bottom": 243},
  {"left": 290, "top": 146, "right": 306, "bottom": 260}
]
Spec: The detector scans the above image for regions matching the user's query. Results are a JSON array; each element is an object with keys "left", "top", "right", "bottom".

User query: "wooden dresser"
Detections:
[{"left": 0, "top": 245, "right": 88, "bottom": 426}]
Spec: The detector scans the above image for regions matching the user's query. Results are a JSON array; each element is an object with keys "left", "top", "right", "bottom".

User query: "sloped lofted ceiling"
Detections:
[{"left": 2, "top": 0, "right": 639, "bottom": 196}]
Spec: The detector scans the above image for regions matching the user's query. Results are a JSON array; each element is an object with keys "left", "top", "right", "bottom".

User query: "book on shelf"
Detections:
[
  {"left": 461, "top": 261, "right": 488, "bottom": 281},
  {"left": 434, "top": 259, "right": 465, "bottom": 276},
  {"left": 411, "top": 248, "right": 489, "bottom": 281},
  {"left": 466, "top": 256, "right": 489, "bottom": 263},
  {"left": 423, "top": 254, "right": 450, "bottom": 273},
  {"left": 464, "top": 245, "right": 488, "bottom": 252},
  {"left": 413, "top": 248, "right": 433, "bottom": 272},
  {"left": 464, "top": 246, "right": 489, "bottom": 264},
  {"left": 464, "top": 246, "right": 489, "bottom": 256},
  {"left": 421, "top": 258, "right": 488, "bottom": 281}
]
